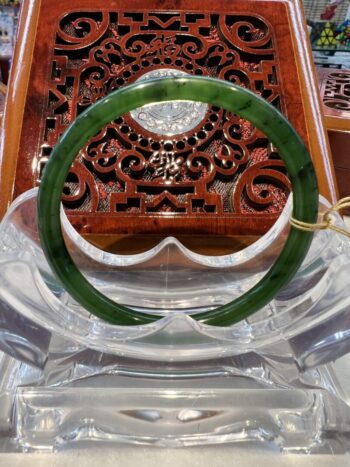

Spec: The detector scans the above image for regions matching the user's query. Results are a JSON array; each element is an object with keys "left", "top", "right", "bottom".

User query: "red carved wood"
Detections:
[
  {"left": 317, "top": 67, "right": 350, "bottom": 213},
  {"left": 0, "top": 0, "right": 337, "bottom": 240},
  {"left": 317, "top": 67, "right": 350, "bottom": 131}
]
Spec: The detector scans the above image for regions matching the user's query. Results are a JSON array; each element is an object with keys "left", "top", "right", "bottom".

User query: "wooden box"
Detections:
[{"left": 0, "top": 0, "right": 337, "bottom": 251}]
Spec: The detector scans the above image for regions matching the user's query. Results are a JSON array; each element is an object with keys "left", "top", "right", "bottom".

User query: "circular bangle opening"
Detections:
[{"left": 37, "top": 76, "right": 319, "bottom": 327}]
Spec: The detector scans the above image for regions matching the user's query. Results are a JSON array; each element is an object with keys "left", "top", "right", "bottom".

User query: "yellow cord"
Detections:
[{"left": 290, "top": 197, "right": 350, "bottom": 239}]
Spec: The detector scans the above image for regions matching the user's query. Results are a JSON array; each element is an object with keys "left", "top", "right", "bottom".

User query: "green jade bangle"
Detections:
[{"left": 37, "top": 76, "right": 319, "bottom": 327}]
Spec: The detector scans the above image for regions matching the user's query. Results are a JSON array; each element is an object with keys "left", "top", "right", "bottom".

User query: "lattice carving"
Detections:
[
  {"left": 36, "top": 11, "right": 291, "bottom": 226},
  {"left": 322, "top": 71, "right": 350, "bottom": 112}
]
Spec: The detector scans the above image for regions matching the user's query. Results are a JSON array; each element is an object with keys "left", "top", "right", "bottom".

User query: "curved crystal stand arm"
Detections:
[{"left": 37, "top": 76, "right": 319, "bottom": 327}]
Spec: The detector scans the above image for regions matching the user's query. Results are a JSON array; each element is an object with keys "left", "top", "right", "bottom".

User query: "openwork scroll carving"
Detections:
[
  {"left": 322, "top": 71, "right": 350, "bottom": 112},
  {"left": 39, "top": 11, "right": 291, "bottom": 232}
]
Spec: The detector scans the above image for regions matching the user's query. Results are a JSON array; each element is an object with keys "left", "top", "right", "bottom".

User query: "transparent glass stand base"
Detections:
[
  {"left": 1, "top": 190, "right": 350, "bottom": 453},
  {"left": 14, "top": 387, "right": 350, "bottom": 453},
  {"left": 0, "top": 349, "right": 349, "bottom": 454}
]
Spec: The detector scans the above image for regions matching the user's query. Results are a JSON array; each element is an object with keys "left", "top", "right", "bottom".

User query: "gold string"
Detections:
[{"left": 290, "top": 196, "right": 350, "bottom": 239}]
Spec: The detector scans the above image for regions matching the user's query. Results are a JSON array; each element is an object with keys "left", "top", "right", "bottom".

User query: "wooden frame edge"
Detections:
[
  {"left": 0, "top": 0, "right": 42, "bottom": 219},
  {"left": 286, "top": 0, "right": 338, "bottom": 202},
  {"left": 324, "top": 115, "right": 350, "bottom": 133}
]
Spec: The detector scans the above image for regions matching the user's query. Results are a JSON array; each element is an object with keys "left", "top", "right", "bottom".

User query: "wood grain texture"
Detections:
[
  {"left": 0, "top": 0, "right": 42, "bottom": 217},
  {"left": 327, "top": 132, "right": 350, "bottom": 214},
  {"left": 0, "top": 0, "right": 337, "bottom": 245}
]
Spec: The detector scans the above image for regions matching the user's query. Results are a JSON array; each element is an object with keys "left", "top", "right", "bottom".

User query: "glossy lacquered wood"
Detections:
[
  {"left": 0, "top": 0, "right": 337, "bottom": 245},
  {"left": 38, "top": 77, "right": 318, "bottom": 325},
  {"left": 0, "top": 0, "right": 42, "bottom": 214}
]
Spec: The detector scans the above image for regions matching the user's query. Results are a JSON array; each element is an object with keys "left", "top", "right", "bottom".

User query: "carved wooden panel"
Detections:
[
  {"left": 320, "top": 69, "right": 350, "bottom": 110},
  {"left": 0, "top": 0, "right": 337, "bottom": 237},
  {"left": 42, "top": 11, "right": 290, "bottom": 224},
  {"left": 317, "top": 67, "right": 350, "bottom": 213},
  {"left": 318, "top": 68, "right": 350, "bottom": 129}
]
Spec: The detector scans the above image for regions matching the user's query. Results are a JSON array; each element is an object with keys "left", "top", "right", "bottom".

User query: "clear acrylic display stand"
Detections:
[{"left": 0, "top": 188, "right": 350, "bottom": 453}]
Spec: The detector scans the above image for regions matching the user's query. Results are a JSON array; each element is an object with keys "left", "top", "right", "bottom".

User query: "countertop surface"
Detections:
[{"left": 0, "top": 447, "right": 349, "bottom": 467}]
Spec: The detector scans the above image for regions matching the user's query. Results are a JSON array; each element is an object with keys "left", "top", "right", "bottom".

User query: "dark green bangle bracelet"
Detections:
[{"left": 37, "top": 76, "right": 319, "bottom": 327}]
